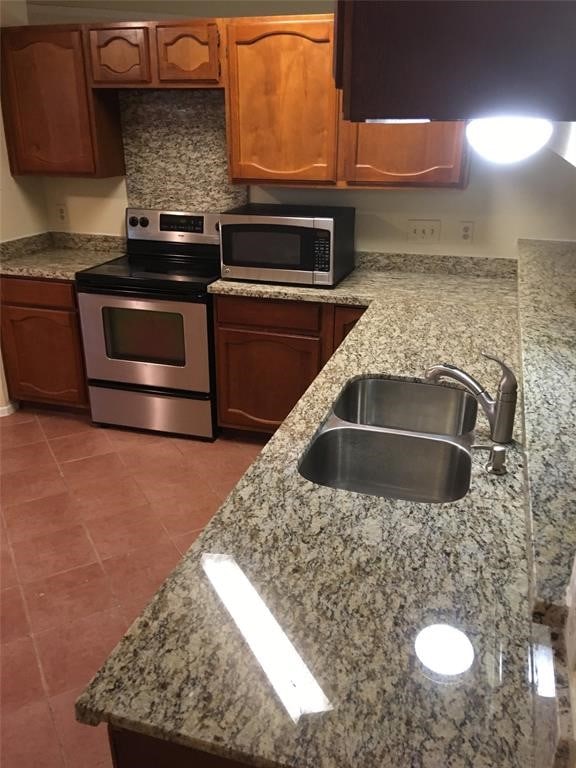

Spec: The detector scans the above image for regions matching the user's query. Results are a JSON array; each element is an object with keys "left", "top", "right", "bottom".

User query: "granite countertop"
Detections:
[
  {"left": 3, "top": 232, "right": 572, "bottom": 765},
  {"left": 208, "top": 251, "right": 517, "bottom": 308},
  {"left": 0, "top": 232, "right": 123, "bottom": 281},
  {"left": 517, "top": 239, "right": 576, "bottom": 624},
  {"left": 77, "top": 268, "right": 538, "bottom": 767}
]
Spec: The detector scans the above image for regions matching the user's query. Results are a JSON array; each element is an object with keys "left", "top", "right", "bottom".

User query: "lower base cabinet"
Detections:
[
  {"left": 0, "top": 277, "right": 87, "bottom": 407},
  {"left": 333, "top": 304, "right": 366, "bottom": 348},
  {"left": 109, "top": 726, "right": 251, "bottom": 767},
  {"left": 216, "top": 325, "right": 323, "bottom": 431},
  {"left": 214, "top": 295, "right": 366, "bottom": 433}
]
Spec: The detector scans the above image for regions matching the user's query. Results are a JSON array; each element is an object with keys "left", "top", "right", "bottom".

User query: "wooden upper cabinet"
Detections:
[
  {"left": 156, "top": 23, "right": 220, "bottom": 83},
  {"left": 1, "top": 28, "right": 95, "bottom": 174},
  {"left": 89, "top": 26, "right": 151, "bottom": 84},
  {"left": 340, "top": 121, "right": 467, "bottom": 187},
  {"left": 87, "top": 21, "right": 222, "bottom": 87},
  {"left": 225, "top": 16, "right": 338, "bottom": 183}
]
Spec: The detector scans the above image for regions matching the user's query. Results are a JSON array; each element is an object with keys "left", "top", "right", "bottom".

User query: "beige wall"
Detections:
[
  {"left": 0, "top": 121, "right": 48, "bottom": 241},
  {"left": 43, "top": 176, "right": 128, "bottom": 235},
  {"left": 252, "top": 148, "right": 576, "bottom": 258},
  {"left": 0, "top": 0, "right": 49, "bottom": 244},
  {"left": 41, "top": 147, "right": 576, "bottom": 258},
  {"left": 1, "top": 0, "right": 28, "bottom": 25}
]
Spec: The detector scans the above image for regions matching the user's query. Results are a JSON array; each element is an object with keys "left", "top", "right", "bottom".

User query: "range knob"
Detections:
[
  {"left": 128, "top": 216, "right": 139, "bottom": 227},
  {"left": 139, "top": 216, "right": 149, "bottom": 227}
]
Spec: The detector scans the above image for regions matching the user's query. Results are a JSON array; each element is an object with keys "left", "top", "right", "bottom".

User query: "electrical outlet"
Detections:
[
  {"left": 54, "top": 203, "right": 68, "bottom": 227},
  {"left": 459, "top": 221, "right": 475, "bottom": 243},
  {"left": 407, "top": 219, "right": 441, "bottom": 242}
]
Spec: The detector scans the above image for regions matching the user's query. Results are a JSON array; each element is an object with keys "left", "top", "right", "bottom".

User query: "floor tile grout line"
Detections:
[{"left": 41, "top": 430, "right": 66, "bottom": 478}]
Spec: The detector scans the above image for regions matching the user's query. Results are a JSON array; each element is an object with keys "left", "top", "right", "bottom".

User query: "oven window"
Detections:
[
  {"left": 102, "top": 307, "right": 185, "bottom": 366},
  {"left": 230, "top": 231, "right": 302, "bottom": 266}
]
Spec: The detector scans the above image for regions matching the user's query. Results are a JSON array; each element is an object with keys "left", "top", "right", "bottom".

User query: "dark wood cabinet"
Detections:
[
  {"left": 87, "top": 21, "right": 222, "bottom": 88},
  {"left": 214, "top": 296, "right": 333, "bottom": 432},
  {"left": 1, "top": 26, "right": 125, "bottom": 177},
  {"left": 109, "top": 726, "right": 251, "bottom": 767},
  {"left": 337, "top": 1, "right": 576, "bottom": 122},
  {"left": 0, "top": 278, "right": 87, "bottom": 407},
  {"left": 225, "top": 16, "right": 338, "bottom": 183},
  {"left": 333, "top": 305, "right": 366, "bottom": 348},
  {"left": 216, "top": 327, "right": 322, "bottom": 431},
  {"left": 339, "top": 121, "right": 467, "bottom": 187},
  {"left": 88, "top": 25, "right": 152, "bottom": 84}
]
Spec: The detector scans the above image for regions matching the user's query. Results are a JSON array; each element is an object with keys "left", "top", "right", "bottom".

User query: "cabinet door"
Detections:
[
  {"left": 156, "top": 23, "right": 220, "bottom": 83},
  {"left": 1, "top": 28, "right": 95, "bottom": 174},
  {"left": 89, "top": 26, "right": 151, "bottom": 84},
  {"left": 216, "top": 327, "right": 322, "bottom": 432},
  {"left": 1, "top": 305, "right": 87, "bottom": 406},
  {"left": 226, "top": 17, "right": 338, "bottom": 183},
  {"left": 333, "top": 305, "right": 366, "bottom": 348},
  {"left": 341, "top": 121, "right": 467, "bottom": 186}
]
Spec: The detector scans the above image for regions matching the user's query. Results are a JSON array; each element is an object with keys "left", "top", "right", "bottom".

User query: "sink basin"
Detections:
[
  {"left": 298, "top": 426, "right": 471, "bottom": 503},
  {"left": 333, "top": 377, "right": 477, "bottom": 436}
]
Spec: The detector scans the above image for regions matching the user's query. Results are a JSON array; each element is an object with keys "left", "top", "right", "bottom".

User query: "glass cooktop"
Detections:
[{"left": 76, "top": 254, "right": 221, "bottom": 298}]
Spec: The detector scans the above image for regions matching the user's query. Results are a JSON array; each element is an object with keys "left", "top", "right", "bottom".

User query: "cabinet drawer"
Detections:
[
  {"left": 215, "top": 296, "right": 322, "bottom": 334},
  {"left": 0, "top": 277, "right": 75, "bottom": 309}
]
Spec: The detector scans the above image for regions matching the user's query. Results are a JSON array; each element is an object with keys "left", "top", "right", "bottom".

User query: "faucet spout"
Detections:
[{"left": 424, "top": 355, "right": 517, "bottom": 444}]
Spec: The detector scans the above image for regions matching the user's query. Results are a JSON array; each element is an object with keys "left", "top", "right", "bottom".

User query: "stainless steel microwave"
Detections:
[{"left": 219, "top": 204, "right": 356, "bottom": 287}]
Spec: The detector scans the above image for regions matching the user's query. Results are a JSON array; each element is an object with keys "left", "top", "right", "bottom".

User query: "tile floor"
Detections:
[{"left": 0, "top": 406, "right": 267, "bottom": 768}]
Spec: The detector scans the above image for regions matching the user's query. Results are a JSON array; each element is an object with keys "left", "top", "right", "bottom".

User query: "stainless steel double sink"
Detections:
[{"left": 298, "top": 377, "right": 478, "bottom": 503}]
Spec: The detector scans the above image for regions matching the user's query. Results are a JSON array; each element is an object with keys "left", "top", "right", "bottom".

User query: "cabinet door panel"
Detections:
[
  {"left": 156, "top": 24, "right": 219, "bottom": 82},
  {"left": 216, "top": 327, "right": 321, "bottom": 431},
  {"left": 215, "top": 296, "right": 322, "bottom": 333},
  {"left": 342, "top": 121, "right": 467, "bottom": 186},
  {"left": 1, "top": 306, "right": 87, "bottom": 406},
  {"left": 333, "top": 305, "right": 366, "bottom": 348},
  {"left": 226, "top": 19, "right": 338, "bottom": 182},
  {"left": 89, "top": 27, "right": 151, "bottom": 83},
  {"left": 1, "top": 29, "right": 94, "bottom": 174}
]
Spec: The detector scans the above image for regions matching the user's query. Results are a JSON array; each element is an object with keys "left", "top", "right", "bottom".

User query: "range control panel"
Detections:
[
  {"left": 159, "top": 213, "right": 204, "bottom": 234},
  {"left": 126, "top": 208, "right": 220, "bottom": 245}
]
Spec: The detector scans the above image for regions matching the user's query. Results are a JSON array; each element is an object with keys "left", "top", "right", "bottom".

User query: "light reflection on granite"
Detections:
[
  {"left": 518, "top": 239, "right": 576, "bottom": 621},
  {"left": 76, "top": 283, "right": 535, "bottom": 766}
]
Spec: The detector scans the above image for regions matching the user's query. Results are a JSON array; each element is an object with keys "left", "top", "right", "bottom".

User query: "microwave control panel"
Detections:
[{"left": 313, "top": 230, "right": 331, "bottom": 272}]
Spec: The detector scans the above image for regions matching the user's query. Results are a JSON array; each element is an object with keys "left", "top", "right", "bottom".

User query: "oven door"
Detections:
[
  {"left": 77, "top": 293, "right": 210, "bottom": 393},
  {"left": 219, "top": 218, "right": 318, "bottom": 285}
]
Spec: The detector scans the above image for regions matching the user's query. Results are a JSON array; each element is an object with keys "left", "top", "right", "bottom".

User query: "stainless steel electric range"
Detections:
[{"left": 75, "top": 208, "right": 221, "bottom": 439}]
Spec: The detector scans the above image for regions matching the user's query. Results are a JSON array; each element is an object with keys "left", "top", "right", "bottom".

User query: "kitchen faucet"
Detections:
[{"left": 424, "top": 353, "right": 517, "bottom": 444}]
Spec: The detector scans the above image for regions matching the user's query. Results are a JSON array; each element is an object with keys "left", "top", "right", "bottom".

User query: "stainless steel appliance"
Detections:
[
  {"left": 219, "top": 203, "right": 355, "bottom": 287},
  {"left": 75, "top": 208, "right": 221, "bottom": 439}
]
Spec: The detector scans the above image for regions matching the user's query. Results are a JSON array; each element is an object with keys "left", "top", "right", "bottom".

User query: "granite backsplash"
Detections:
[{"left": 118, "top": 90, "right": 247, "bottom": 213}]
